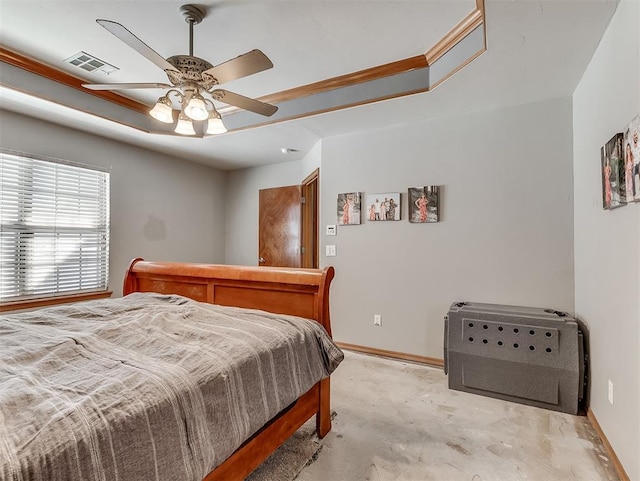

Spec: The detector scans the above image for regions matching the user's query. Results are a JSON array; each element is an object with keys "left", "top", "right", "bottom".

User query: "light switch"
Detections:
[{"left": 326, "top": 245, "right": 336, "bottom": 256}]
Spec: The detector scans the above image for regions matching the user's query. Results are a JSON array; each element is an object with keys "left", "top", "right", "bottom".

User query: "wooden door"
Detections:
[{"left": 258, "top": 185, "right": 302, "bottom": 267}]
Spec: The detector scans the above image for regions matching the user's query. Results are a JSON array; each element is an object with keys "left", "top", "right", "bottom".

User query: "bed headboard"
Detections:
[{"left": 123, "top": 258, "right": 335, "bottom": 335}]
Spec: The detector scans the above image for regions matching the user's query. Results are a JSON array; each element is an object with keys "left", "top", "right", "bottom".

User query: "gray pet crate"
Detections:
[{"left": 444, "top": 302, "right": 585, "bottom": 415}]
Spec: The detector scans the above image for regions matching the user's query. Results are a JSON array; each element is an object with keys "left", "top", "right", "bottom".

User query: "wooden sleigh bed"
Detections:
[{"left": 0, "top": 259, "right": 341, "bottom": 481}]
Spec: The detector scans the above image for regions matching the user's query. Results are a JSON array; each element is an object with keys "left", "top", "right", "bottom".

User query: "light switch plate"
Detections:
[{"left": 326, "top": 245, "right": 336, "bottom": 256}]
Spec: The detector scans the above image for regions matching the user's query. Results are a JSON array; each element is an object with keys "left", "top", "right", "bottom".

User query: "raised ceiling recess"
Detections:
[{"left": 0, "top": 1, "right": 486, "bottom": 137}]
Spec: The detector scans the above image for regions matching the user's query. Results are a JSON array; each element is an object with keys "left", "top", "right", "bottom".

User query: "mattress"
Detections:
[{"left": 0, "top": 292, "right": 344, "bottom": 481}]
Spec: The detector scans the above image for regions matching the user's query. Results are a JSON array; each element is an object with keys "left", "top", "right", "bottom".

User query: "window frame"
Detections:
[{"left": 0, "top": 149, "right": 112, "bottom": 310}]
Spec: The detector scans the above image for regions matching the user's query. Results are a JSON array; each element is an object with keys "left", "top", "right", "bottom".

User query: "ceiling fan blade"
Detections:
[
  {"left": 203, "top": 50, "right": 273, "bottom": 85},
  {"left": 96, "top": 19, "right": 179, "bottom": 74},
  {"left": 212, "top": 89, "right": 278, "bottom": 117},
  {"left": 82, "top": 82, "right": 172, "bottom": 90}
]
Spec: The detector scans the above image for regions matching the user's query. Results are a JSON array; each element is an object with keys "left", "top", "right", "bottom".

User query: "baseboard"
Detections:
[
  {"left": 335, "top": 342, "right": 444, "bottom": 368},
  {"left": 586, "top": 408, "right": 630, "bottom": 481}
]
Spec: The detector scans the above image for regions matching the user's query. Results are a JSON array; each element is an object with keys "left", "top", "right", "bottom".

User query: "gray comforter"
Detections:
[{"left": 0, "top": 293, "right": 343, "bottom": 481}]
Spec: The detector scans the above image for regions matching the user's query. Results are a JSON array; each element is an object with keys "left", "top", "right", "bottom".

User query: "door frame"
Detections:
[{"left": 301, "top": 168, "right": 319, "bottom": 269}]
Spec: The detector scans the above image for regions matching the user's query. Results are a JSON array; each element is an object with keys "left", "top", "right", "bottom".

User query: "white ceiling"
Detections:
[{"left": 0, "top": 0, "right": 618, "bottom": 170}]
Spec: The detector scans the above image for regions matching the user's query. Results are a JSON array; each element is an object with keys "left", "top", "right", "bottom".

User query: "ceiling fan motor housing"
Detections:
[
  {"left": 166, "top": 55, "right": 217, "bottom": 88},
  {"left": 167, "top": 5, "right": 217, "bottom": 88}
]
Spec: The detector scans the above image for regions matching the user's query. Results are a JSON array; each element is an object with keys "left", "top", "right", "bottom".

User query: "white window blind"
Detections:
[{"left": 0, "top": 151, "right": 110, "bottom": 302}]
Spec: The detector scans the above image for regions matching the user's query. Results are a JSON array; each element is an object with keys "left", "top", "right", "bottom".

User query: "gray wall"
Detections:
[
  {"left": 224, "top": 98, "right": 575, "bottom": 359},
  {"left": 0, "top": 110, "right": 228, "bottom": 296},
  {"left": 319, "top": 98, "right": 575, "bottom": 357},
  {"left": 573, "top": 0, "right": 640, "bottom": 478},
  {"left": 224, "top": 142, "right": 321, "bottom": 266}
]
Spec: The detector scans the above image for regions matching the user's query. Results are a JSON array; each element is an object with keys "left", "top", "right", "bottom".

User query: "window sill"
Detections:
[{"left": 0, "top": 291, "right": 113, "bottom": 313}]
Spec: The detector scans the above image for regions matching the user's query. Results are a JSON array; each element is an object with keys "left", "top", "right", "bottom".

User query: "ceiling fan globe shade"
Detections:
[
  {"left": 184, "top": 96, "right": 208, "bottom": 121},
  {"left": 207, "top": 116, "right": 227, "bottom": 135},
  {"left": 149, "top": 98, "right": 174, "bottom": 123},
  {"left": 175, "top": 114, "right": 196, "bottom": 135}
]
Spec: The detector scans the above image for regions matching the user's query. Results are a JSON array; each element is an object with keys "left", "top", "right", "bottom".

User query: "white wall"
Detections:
[
  {"left": 0, "top": 110, "right": 228, "bottom": 296},
  {"left": 573, "top": 0, "right": 640, "bottom": 478},
  {"left": 320, "top": 98, "right": 575, "bottom": 357},
  {"left": 224, "top": 142, "right": 321, "bottom": 266}
]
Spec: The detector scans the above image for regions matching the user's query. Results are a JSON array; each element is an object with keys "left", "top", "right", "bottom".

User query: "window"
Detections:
[{"left": 0, "top": 150, "right": 110, "bottom": 302}]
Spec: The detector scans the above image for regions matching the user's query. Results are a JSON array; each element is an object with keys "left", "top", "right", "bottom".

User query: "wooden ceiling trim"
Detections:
[
  {"left": 254, "top": 54, "right": 429, "bottom": 107},
  {"left": 218, "top": 86, "right": 431, "bottom": 135},
  {"left": 425, "top": 6, "right": 485, "bottom": 65},
  {"left": 0, "top": 46, "right": 150, "bottom": 115}
]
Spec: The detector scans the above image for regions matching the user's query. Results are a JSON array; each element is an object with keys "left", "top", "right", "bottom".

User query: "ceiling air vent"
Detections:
[{"left": 64, "top": 52, "right": 119, "bottom": 75}]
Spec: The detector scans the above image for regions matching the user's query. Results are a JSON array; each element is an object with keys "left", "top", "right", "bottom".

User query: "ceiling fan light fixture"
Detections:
[
  {"left": 175, "top": 113, "right": 196, "bottom": 135},
  {"left": 184, "top": 94, "right": 208, "bottom": 121},
  {"left": 149, "top": 96, "right": 174, "bottom": 123},
  {"left": 206, "top": 111, "right": 227, "bottom": 135}
]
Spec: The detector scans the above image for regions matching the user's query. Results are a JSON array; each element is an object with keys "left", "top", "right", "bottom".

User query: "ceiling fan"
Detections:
[{"left": 82, "top": 4, "right": 278, "bottom": 136}]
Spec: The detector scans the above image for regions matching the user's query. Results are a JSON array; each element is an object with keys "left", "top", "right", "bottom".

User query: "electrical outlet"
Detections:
[
  {"left": 608, "top": 380, "right": 614, "bottom": 405},
  {"left": 373, "top": 314, "right": 381, "bottom": 326}
]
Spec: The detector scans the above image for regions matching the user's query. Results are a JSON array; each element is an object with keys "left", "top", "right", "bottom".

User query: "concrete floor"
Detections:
[{"left": 297, "top": 350, "right": 618, "bottom": 481}]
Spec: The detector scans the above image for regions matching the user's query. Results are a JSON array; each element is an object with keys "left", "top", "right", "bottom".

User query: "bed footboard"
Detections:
[{"left": 123, "top": 258, "right": 337, "bottom": 480}]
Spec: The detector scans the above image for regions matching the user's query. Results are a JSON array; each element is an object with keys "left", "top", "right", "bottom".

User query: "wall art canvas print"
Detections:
[
  {"left": 409, "top": 186, "right": 439, "bottom": 223},
  {"left": 623, "top": 115, "right": 640, "bottom": 202},
  {"left": 337, "top": 192, "right": 362, "bottom": 225},
  {"left": 365, "top": 192, "right": 401, "bottom": 221},
  {"left": 601, "top": 133, "right": 626, "bottom": 209}
]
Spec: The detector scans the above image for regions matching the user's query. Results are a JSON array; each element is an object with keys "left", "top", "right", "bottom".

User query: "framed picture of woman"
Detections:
[
  {"left": 408, "top": 186, "right": 439, "bottom": 223},
  {"left": 337, "top": 192, "right": 362, "bottom": 225},
  {"left": 601, "top": 133, "right": 626, "bottom": 209},
  {"left": 623, "top": 115, "right": 640, "bottom": 202}
]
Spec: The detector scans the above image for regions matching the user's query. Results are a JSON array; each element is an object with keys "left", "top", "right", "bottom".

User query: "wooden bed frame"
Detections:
[{"left": 123, "top": 258, "right": 336, "bottom": 481}]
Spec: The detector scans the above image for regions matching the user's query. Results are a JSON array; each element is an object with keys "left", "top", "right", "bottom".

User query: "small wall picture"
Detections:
[
  {"left": 409, "top": 186, "right": 439, "bottom": 223},
  {"left": 623, "top": 115, "right": 640, "bottom": 202},
  {"left": 337, "top": 192, "right": 362, "bottom": 225},
  {"left": 365, "top": 193, "right": 401, "bottom": 221},
  {"left": 601, "top": 133, "right": 626, "bottom": 209}
]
